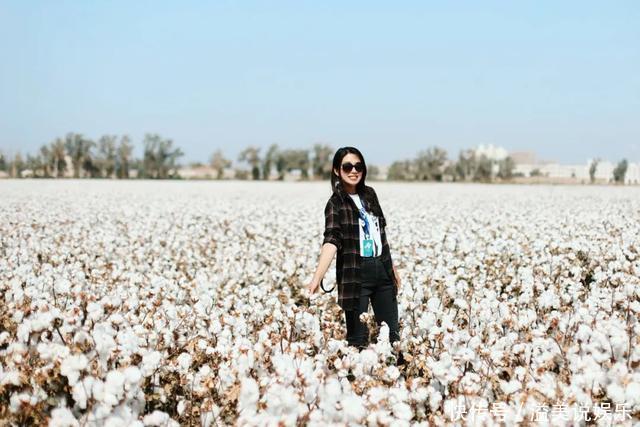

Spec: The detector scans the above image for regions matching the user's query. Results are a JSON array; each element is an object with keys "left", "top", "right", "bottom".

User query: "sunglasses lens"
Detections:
[
  {"left": 341, "top": 162, "right": 364, "bottom": 173},
  {"left": 342, "top": 163, "right": 354, "bottom": 172}
]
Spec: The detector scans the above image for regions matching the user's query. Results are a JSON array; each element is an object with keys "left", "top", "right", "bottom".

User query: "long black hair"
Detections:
[{"left": 330, "top": 146, "right": 383, "bottom": 217}]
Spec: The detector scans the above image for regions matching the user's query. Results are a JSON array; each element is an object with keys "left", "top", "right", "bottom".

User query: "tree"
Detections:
[
  {"left": 387, "top": 160, "right": 414, "bottom": 181},
  {"left": 613, "top": 159, "right": 628, "bottom": 184},
  {"left": 454, "top": 149, "right": 477, "bottom": 182},
  {"left": 262, "top": 144, "right": 279, "bottom": 180},
  {"left": 474, "top": 154, "right": 493, "bottom": 182},
  {"left": 39, "top": 144, "right": 54, "bottom": 177},
  {"left": 497, "top": 156, "right": 515, "bottom": 180},
  {"left": 275, "top": 149, "right": 310, "bottom": 180},
  {"left": 0, "top": 151, "right": 6, "bottom": 172},
  {"left": 414, "top": 147, "right": 447, "bottom": 181},
  {"left": 50, "top": 138, "right": 67, "bottom": 177},
  {"left": 238, "top": 146, "right": 261, "bottom": 180},
  {"left": 96, "top": 135, "right": 118, "bottom": 178},
  {"left": 25, "top": 153, "right": 42, "bottom": 177},
  {"left": 116, "top": 136, "right": 133, "bottom": 179},
  {"left": 10, "top": 152, "right": 25, "bottom": 178},
  {"left": 64, "top": 133, "right": 94, "bottom": 178},
  {"left": 589, "top": 158, "right": 599, "bottom": 184},
  {"left": 141, "top": 134, "right": 184, "bottom": 179},
  {"left": 367, "top": 164, "right": 380, "bottom": 180},
  {"left": 312, "top": 143, "right": 333, "bottom": 180},
  {"left": 209, "top": 149, "right": 231, "bottom": 180}
]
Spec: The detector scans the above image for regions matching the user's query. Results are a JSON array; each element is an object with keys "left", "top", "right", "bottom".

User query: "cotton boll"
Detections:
[
  {"left": 385, "top": 366, "right": 401, "bottom": 382},
  {"left": 9, "top": 392, "right": 38, "bottom": 413},
  {"left": 123, "top": 366, "right": 142, "bottom": 386},
  {"left": 341, "top": 393, "right": 366, "bottom": 422},
  {"left": 392, "top": 402, "right": 413, "bottom": 422},
  {"left": 459, "top": 373, "right": 481, "bottom": 394},
  {"left": 625, "top": 382, "right": 640, "bottom": 409},
  {"left": 141, "top": 351, "right": 162, "bottom": 377},
  {"left": 238, "top": 377, "right": 260, "bottom": 416},
  {"left": 60, "top": 354, "right": 88, "bottom": 386},
  {"left": 103, "top": 370, "right": 126, "bottom": 407},
  {"left": 72, "top": 376, "right": 95, "bottom": 409},
  {"left": 49, "top": 406, "right": 79, "bottom": 427},
  {"left": 272, "top": 353, "right": 296, "bottom": 385},
  {"left": 176, "top": 353, "right": 192, "bottom": 373},
  {"left": 359, "top": 349, "right": 378, "bottom": 372},
  {"left": 142, "top": 410, "right": 171, "bottom": 426},
  {"left": 500, "top": 380, "right": 522, "bottom": 395}
]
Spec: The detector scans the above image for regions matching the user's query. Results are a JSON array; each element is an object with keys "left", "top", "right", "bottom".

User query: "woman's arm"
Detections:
[
  {"left": 306, "top": 243, "right": 338, "bottom": 294},
  {"left": 307, "top": 198, "right": 342, "bottom": 295}
]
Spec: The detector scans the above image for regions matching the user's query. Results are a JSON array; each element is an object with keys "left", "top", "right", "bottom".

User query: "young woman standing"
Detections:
[{"left": 306, "top": 147, "right": 402, "bottom": 354}]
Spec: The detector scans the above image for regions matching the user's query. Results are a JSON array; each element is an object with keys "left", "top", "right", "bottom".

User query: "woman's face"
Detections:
[{"left": 334, "top": 152, "right": 363, "bottom": 187}]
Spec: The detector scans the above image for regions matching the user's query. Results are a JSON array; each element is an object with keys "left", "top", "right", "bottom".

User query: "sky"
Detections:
[{"left": 1, "top": 1, "right": 639, "bottom": 166}]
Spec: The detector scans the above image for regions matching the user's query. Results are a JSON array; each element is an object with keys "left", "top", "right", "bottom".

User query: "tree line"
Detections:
[
  {"left": 0, "top": 135, "right": 632, "bottom": 183},
  {"left": 0, "top": 133, "right": 183, "bottom": 179}
]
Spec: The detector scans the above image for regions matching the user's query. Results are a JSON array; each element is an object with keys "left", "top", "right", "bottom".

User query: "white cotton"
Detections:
[
  {"left": 238, "top": 377, "right": 260, "bottom": 416},
  {"left": 141, "top": 351, "right": 162, "bottom": 377},
  {"left": 60, "top": 354, "right": 88, "bottom": 386},
  {"left": 392, "top": 401, "right": 413, "bottom": 421},
  {"left": 385, "top": 366, "right": 401, "bottom": 382},
  {"left": 607, "top": 383, "right": 626, "bottom": 403},
  {"left": 123, "top": 366, "right": 142, "bottom": 385},
  {"left": 176, "top": 353, "right": 192, "bottom": 372},
  {"left": 341, "top": 394, "right": 366, "bottom": 422},
  {"left": 49, "top": 406, "right": 79, "bottom": 427},
  {"left": 72, "top": 376, "right": 95, "bottom": 409},
  {"left": 103, "top": 370, "right": 126, "bottom": 406},
  {"left": 500, "top": 380, "right": 522, "bottom": 395},
  {"left": 0, "top": 371, "right": 21, "bottom": 387},
  {"left": 143, "top": 410, "right": 171, "bottom": 426},
  {"left": 10, "top": 392, "right": 38, "bottom": 413}
]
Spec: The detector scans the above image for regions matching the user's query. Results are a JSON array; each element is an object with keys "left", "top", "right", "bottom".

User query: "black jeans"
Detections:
[{"left": 344, "top": 256, "right": 400, "bottom": 349}]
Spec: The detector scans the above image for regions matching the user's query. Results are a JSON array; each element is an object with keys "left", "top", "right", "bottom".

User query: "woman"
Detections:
[{"left": 306, "top": 146, "right": 402, "bottom": 354}]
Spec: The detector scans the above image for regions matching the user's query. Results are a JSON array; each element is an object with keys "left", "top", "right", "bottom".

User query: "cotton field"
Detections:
[{"left": 1, "top": 180, "right": 639, "bottom": 426}]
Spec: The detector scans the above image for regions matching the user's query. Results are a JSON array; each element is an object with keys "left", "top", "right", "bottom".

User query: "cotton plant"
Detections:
[{"left": 0, "top": 181, "right": 639, "bottom": 424}]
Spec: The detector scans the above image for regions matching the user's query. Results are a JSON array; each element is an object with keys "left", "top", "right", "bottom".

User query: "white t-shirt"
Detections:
[{"left": 348, "top": 193, "right": 383, "bottom": 257}]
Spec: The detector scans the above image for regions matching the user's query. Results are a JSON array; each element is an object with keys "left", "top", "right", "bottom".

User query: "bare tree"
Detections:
[
  {"left": 589, "top": 158, "right": 599, "bottom": 184},
  {"left": 312, "top": 143, "right": 333, "bottom": 180},
  {"left": 415, "top": 147, "right": 447, "bottom": 181},
  {"left": 238, "top": 146, "right": 261, "bottom": 180},
  {"left": 50, "top": 138, "right": 67, "bottom": 177},
  {"left": 142, "top": 134, "right": 184, "bottom": 179},
  {"left": 262, "top": 144, "right": 279, "bottom": 180},
  {"left": 64, "top": 133, "right": 94, "bottom": 178},
  {"left": 209, "top": 149, "right": 231, "bottom": 179},
  {"left": 96, "top": 135, "right": 118, "bottom": 178},
  {"left": 116, "top": 136, "right": 133, "bottom": 179}
]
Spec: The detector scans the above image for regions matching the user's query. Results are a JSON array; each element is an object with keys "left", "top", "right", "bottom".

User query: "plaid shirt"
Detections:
[{"left": 322, "top": 184, "right": 398, "bottom": 311}]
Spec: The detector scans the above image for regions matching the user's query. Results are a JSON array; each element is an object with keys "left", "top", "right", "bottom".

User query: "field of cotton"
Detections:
[{"left": 1, "top": 180, "right": 639, "bottom": 426}]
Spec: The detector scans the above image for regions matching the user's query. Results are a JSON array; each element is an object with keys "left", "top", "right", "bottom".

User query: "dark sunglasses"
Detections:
[{"left": 341, "top": 162, "right": 364, "bottom": 173}]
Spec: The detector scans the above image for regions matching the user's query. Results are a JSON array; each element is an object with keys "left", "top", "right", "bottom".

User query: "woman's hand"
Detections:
[{"left": 306, "top": 277, "right": 321, "bottom": 296}]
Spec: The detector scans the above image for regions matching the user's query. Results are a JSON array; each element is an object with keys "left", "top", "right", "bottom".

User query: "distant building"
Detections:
[
  {"left": 513, "top": 159, "right": 639, "bottom": 184},
  {"left": 475, "top": 144, "right": 508, "bottom": 161},
  {"left": 510, "top": 151, "right": 536, "bottom": 165}
]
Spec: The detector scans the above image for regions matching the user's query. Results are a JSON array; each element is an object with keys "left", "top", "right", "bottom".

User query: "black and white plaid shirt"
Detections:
[{"left": 322, "top": 183, "right": 398, "bottom": 311}]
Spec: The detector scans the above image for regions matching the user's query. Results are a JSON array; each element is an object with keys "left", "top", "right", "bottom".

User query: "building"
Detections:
[{"left": 475, "top": 144, "right": 509, "bottom": 161}]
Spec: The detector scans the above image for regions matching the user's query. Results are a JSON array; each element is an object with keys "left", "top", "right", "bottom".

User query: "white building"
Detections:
[
  {"left": 513, "top": 159, "right": 639, "bottom": 184},
  {"left": 475, "top": 144, "right": 509, "bottom": 161}
]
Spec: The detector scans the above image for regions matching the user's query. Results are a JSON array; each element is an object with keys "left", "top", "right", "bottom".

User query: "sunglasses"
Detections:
[{"left": 341, "top": 162, "right": 364, "bottom": 173}]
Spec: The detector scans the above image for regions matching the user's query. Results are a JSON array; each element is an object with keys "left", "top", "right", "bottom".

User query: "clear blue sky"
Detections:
[{"left": 1, "top": 1, "right": 638, "bottom": 165}]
